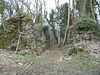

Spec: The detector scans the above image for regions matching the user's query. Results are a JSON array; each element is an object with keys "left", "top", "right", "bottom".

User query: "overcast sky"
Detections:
[{"left": 46, "top": 0, "right": 72, "bottom": 12}]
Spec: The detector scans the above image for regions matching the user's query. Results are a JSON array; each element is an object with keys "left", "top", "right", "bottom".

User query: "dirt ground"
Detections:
[
  {"left": 0, "top": 41, "right": 100, "bottom": 75},
  {"left": 0, "top": 51, "right": 99, "bottom": 75}
]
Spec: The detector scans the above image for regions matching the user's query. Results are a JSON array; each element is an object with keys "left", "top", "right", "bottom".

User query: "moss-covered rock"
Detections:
[
  {"left": 10, "top": 46, "right": 17, "bottom": 51},
  {"left": 68, "top": 45, "right": 90, "bottom": 56}
]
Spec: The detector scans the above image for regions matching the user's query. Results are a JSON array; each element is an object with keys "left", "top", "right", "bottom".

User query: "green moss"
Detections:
[
  {"left": 6, "top": 11, "right": 32, "bottom": 25},
  {"left": 68, "top": 48, "right": 78, "bottom": 55},
  {"left": 74, "top": 18, "right": 100, "bottom": 35},
  {"left": 10, "top": 46, "right": 17, "bottom": 51},
  {"left": 0, "top": 39, "right": 6, "bottom": 49},
  {"left": 68, "top": 47, "right": 89, "bottom": 55}
]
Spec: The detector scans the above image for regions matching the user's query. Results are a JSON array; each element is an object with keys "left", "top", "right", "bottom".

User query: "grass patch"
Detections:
[
  {"left": 59, "top": 54, "right": 100, "bottom": 69},
  {"left": 45, "top": 72, "right": 53, "bottom": 75},
  {"left": 14, "top": 54, "right": 36, "bottom": 60}
]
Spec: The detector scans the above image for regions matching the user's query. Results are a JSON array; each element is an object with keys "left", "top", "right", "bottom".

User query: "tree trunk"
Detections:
[
  {"left": 56, "top": 0, "right": 61, "bottom": 47},
  {"left": 90, "top": 0, "right": 95, "bottom": 20},
  {"left": 82, "top": 0, "right": 86, "bottom": 17},
  {"left": 62, "top": 0, "right": 71, "bottom": 46},
  {"left": 45, "top": 16, "right": 58, "bottom": 44},
  {"left": 14, "top": 27, "right": 21, "bottom": 54},
  {"left": 73, "top": 0, "right": 76, "bottom": 19},
  {"left": 51, "top": 25, "right": 58, "bottom": 43}
]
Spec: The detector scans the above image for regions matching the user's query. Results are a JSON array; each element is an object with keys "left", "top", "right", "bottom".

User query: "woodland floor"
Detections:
[{"left": 0, "top": 41, "right": 100, "bottom": 75}]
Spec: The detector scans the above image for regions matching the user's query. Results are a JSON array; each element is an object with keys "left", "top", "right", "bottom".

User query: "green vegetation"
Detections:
[
  {"left": 0, "top": 0, "right": 100, "bottom": 74},
  {"left": 75, "top": 18, "right": 99, "bottom": 34},
  {"left": 14, "top": 54, "right": 36, "bottom": 60}
]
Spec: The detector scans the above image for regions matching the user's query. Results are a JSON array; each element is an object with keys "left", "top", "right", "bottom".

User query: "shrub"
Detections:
[{"left": 75, "top": 18, "right": 100, "bottom": 35}]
